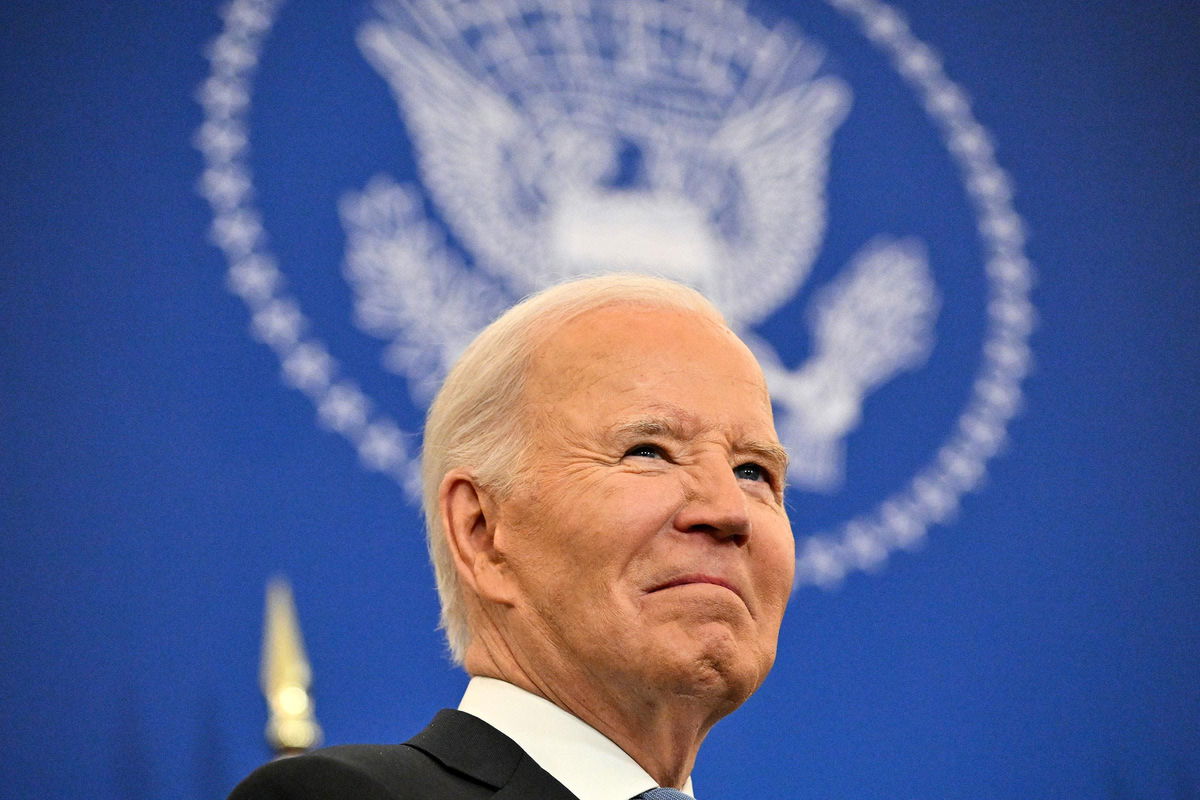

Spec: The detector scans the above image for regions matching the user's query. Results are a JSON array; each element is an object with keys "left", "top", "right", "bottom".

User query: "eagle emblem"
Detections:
[
  {"left": 341, "top": 0, "right": 939, "bottom": 490},
  {"left": 197, "top": 0, "right": 1034, "bottom": 586}
]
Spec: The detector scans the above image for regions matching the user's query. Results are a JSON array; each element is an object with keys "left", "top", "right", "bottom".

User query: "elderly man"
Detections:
[{"left": 230, "top": 274, "right": 795, "bottom": 800}]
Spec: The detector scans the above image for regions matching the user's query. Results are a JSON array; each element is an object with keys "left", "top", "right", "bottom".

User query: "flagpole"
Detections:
[{"left": 260, "top": 577, "right": 322, "bottom": 758}]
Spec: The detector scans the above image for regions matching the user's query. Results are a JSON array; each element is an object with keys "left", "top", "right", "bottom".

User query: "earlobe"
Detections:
[{"left": 439, "top": 470, "right": 517, "bottom": 606}]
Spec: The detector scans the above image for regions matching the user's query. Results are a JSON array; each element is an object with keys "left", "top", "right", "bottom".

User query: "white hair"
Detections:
[{"left": 421, "top": 273, "right": 728, "bottom": 663}]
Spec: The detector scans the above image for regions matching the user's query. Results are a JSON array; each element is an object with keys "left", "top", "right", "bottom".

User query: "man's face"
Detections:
[{"left": 489, "top": 305, "right": 795, "bottom": 713}]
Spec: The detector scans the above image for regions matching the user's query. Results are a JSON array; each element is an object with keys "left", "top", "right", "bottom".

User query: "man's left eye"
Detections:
[
  {"left": 624, "top": 443, "right": 665, "bottom": 460},
  {"left": 734, "top": 462, "right": 769, "bottom": 483}
]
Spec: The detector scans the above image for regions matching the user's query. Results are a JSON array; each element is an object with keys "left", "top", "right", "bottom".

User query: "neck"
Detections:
[{"left": 464, "top": 625, "right": 739, "bottom": 788}]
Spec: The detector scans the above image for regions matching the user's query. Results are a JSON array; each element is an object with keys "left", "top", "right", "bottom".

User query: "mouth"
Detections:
[{"left": 648, "top": 574, "right": 744, "bottom": 603}]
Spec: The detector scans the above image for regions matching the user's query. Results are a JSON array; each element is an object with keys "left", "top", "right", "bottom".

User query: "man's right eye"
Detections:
[{"left": 624, "top": 444, "right": 665, "bottom": 459}]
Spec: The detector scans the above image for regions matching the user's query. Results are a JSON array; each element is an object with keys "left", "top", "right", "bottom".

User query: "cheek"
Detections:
[
  {"left": 754, "top": 520, "right": 796, "bottom": 607},
  {"left": 554, "top": 482, "right": 683, "bottom": 607},
  {"left": 578, "top": 472, "right": 682, "bottom": 536},
  {"left": 604, "top": 475, "right": 686, "bottom": 542}
]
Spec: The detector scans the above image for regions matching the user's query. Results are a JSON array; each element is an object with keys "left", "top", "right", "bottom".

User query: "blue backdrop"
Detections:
[{"left": 1, "top": 1, "right": 1197, "bottom": 799}]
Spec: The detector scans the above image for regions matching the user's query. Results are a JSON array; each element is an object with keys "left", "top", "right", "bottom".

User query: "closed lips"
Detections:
[{"left": 649, "top": 574, "right": 742, "bottom": 601}]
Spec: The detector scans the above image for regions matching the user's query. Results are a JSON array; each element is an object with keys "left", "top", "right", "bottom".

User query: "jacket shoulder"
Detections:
[{"left": 226, "top": 743, "right": 493, "bottom": 800}]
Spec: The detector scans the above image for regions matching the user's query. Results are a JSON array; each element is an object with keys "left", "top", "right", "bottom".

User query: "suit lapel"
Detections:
[
  {"left": 491, "top": 752, "right": 581, "bottom": 800},
  {"left": 407, "top": 709, "right": 580, "bottom": 799}
]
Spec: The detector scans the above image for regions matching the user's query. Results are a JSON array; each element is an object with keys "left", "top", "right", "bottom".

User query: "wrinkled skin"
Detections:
[{"left": 443, "top": 305, "right": 795, "bottom": 788}]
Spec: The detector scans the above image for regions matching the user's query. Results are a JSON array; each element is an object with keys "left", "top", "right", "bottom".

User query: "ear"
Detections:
[{"left": 439, "top": 469, "right": 518, "bottom": 606}]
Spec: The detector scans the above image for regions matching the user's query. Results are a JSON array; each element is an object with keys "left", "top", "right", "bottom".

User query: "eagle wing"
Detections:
[
  {"left": 357, "top": 22, "right": 545, "bottom": 285},
  {"left": 709, "top": 76, "right": 852, "bottom": 324}
]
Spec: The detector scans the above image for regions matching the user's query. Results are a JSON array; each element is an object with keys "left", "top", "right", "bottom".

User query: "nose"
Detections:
[{"left": 673, "top": 459, "right": 751, "bottom": 545}]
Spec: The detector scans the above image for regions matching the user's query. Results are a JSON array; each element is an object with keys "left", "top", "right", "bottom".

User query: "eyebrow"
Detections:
[{"left": 608, "top": 413, "right": 791, "bottom": 475}]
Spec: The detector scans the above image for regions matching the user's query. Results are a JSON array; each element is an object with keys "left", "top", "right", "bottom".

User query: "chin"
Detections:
[{"left": 659, "top": 624, "right": 767, "bottom": 708}]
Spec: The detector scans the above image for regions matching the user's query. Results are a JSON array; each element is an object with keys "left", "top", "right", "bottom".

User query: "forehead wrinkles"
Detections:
[{"left": 531, "top": 349, "right": 632, "bottom": 403}]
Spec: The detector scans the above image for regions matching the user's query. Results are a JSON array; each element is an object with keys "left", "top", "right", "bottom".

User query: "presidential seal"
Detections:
[{"left": 197, "top": 0, "right": 1034, "bottom": 587}]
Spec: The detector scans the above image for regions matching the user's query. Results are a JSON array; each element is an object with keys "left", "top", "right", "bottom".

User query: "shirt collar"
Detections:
[{"left": 458, "top": 676, "right": 695, "bottom": 800}]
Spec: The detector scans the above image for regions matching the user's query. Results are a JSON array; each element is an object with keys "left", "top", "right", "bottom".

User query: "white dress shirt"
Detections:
[{"left": 458, "top": 676, "right": 696, "bottom": 800}]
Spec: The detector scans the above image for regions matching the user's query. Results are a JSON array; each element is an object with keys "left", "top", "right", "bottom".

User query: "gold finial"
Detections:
[{"left": 260, "top": 576, "right": 322, "bottom": 757}]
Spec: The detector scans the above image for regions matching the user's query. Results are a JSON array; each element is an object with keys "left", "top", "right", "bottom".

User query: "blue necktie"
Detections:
[{"left": 636, "top": 789, "right": 695, "bottom": 800}]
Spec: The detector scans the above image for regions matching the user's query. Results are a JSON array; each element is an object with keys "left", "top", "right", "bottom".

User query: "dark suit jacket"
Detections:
[{"left": 227, "top": 709, "right": 580, "bottom": 799}]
